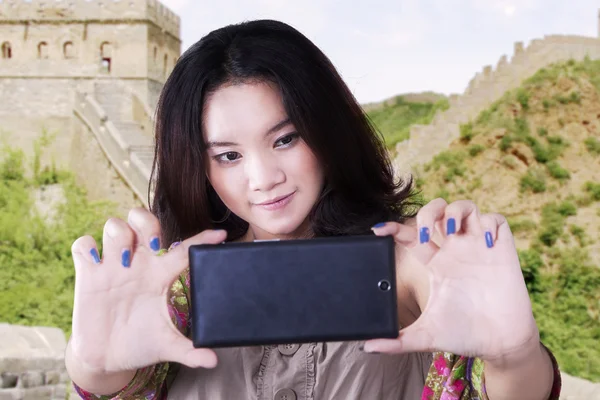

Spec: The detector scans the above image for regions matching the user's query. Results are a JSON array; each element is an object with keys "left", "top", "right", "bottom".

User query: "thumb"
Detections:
[
  {"left": 165, "top": 333, "right": 219, "bottom": 369},
  {"left": 162, "top": 229, "right": 228, "bottom": 283},
  {"left": 363, "top": 318, "right": 435, "bottom": 354}
]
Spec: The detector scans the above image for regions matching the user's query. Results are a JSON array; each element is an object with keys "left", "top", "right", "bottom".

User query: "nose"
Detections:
[{"left": 246, "top": 153, "right": 285, "bottom": 192}]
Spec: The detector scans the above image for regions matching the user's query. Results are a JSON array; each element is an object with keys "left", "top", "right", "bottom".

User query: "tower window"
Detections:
[
  {"left": 64, "top": 41, "right": 75, "bottom": 59},
  {"left": 38, "top": 42, "right": 48, "bottom": 59},
  {"left": 100, "top": 41, "right": 112, "bottom": 73},
  {"left": 1, "top": 42, "right": 12, "bottom": 59},
  {"left": 163, "top": 53, "right": 168, "bottom": 77}
]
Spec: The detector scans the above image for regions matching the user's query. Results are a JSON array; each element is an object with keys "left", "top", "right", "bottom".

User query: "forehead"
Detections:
[{"left": 203, "top": 81, "right": 288, "bottom": 141}]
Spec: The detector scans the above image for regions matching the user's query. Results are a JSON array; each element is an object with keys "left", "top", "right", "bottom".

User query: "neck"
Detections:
[{"left": 242, "top": 220, "right": 314, "bottom": 242}]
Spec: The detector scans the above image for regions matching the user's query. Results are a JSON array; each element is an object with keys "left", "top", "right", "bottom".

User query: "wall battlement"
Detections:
[{"left": 0, "top": 0, "right": 179, "bottom": 37}]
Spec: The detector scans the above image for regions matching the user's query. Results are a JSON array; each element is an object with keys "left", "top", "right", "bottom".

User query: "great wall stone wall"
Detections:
[
  {"left": 0, "top": 324, "right": 70, "bottom": 400},
  {"left": 393, "top": 34, "right": 600, "bottom": 177},
  {"left": 0, "top": 0, "right": 180, "bottom": 39}
]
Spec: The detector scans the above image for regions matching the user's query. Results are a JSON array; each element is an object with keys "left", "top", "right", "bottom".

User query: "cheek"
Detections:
[
  {"left": 287, "top": 144, "right": 323, "bottom": 188},
  {"left": 207, "top": 165, "right": 245, "bottom": 206}
]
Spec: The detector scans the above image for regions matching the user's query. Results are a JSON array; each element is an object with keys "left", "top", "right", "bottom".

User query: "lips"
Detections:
[
  {"left": 257, "top": 193, "right": 294, "bottom": 206},
  {"left": 254, "top": 191, "right": 296, "bottom": 211}
]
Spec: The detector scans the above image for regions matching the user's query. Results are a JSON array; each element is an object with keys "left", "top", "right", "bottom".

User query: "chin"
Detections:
[{"left": 253, "top": 215, "right": 310, "bottom": 238}]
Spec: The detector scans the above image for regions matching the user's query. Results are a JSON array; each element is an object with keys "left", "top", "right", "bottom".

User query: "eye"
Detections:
[
  {"left": 214, "top": 151, "right": 241, "bottom": 164},
  {"left": 275, "top": 133, "right": 299, "bottom": 148}
]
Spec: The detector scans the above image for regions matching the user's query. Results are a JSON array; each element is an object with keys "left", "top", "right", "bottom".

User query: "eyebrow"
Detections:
[{"left": 205, "top": 118, "right": 292, "bottom": 149}]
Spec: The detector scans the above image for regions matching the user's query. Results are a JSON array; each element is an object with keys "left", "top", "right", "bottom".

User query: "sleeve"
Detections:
[
  {"left": 421, "top": 343, "right": 562, "bottom": 400},
  {"left": 71, "top": 243, "right": 191, "bottom": 400}
]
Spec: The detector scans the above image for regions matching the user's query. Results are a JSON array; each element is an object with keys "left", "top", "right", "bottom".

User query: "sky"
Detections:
[{"left": 159, "top": 0, "right": 600, "bottom": 104}]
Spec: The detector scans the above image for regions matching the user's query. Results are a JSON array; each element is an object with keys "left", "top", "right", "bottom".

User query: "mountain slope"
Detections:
[
  {"left": 365, "top": 94, "right": 449, "bottom": 147},
  {"left": 414, "top": 58, "right": 600, "bottom": 382}
]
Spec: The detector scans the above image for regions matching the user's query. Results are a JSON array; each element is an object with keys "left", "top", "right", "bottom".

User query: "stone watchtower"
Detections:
[
  {"left": 0, "top": 0, "right": 180, "bottom": 107},
  {"left": 0, "top": 0, "right": 181, "bottom": 208}
]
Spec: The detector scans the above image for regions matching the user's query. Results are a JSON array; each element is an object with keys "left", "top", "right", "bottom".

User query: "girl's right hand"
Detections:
[{"left": 69, "top": 207, "right": 226, "bottom": 375}]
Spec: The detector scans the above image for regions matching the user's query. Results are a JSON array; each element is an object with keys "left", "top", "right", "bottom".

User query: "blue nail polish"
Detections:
[
  {"left": 419, "top": 227, "right": 430, "bottom": 244},
  {"left": 90, "top": 248, "right": 101, "bottom": 264},
  {"left": 121, "top": 249, "right": 131, "bottom": 267},
  {"left": 485, "top": 231, "right": 494, "bottom": 248},
  {"left": 150, "top": 237, "right": 160, "bottom": 252},
  {"left": 446, "top": 218, "right": 456, "bottom": 235},
  {"left": 372, "top": 222, "right": 386, "bottom": 228}
]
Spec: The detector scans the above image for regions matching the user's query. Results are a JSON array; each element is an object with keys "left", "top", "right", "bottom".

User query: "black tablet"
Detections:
[{"left": 188, "top": 235, "right": 399, "bottom": 348}]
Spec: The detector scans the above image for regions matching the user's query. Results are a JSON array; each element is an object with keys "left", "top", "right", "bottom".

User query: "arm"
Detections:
[
  {"left": 65, "top": 342, "right": 137, "bottom": 396},
  {"left": 482, "top": 341, "right": 561, "bottom": 400}
]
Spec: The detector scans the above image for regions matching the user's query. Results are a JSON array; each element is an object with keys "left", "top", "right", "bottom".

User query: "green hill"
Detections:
[
  {"left": 365, "top": 94, "right": 450, "bottom": 148},
  {"left": 414, "top": 57, "right": 600, "bottom": 382}
]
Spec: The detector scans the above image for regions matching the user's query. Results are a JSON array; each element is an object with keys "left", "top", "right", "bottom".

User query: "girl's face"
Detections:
[{"left": 203, "top": 81, "right": 324, "bottom": 241}]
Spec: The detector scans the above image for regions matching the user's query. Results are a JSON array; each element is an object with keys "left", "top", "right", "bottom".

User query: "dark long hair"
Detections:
[{"left": 150, "top": 19, "right": 422, "bottom": 246}]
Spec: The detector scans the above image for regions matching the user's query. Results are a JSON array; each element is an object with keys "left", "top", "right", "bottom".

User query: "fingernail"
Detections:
[
  {"left": 485, "top": 231, "right": 494, "bottom": 248},
  {"left": 359, "top": 344, "right": 380, "bottom": 354},
  {"left": 121, "top": 249, "right": 131, "bottom": 267},
  {"left": 90, "top": 248, "right": 101, "bottom": 264},
  {"left": 372, "top": 222, "right": 386, "bottom": 229},
  {"left": 446, "top": 218, "right": 456, "bottom": 235},
  {"left": 168, "top": 241, "right": 181, "bottom": 251},
  {"left": 150, "top": 237, "right": 160, "bottom": 252},
  {"left": 419, "top": 227, "right": 430, "bottom": 244}
]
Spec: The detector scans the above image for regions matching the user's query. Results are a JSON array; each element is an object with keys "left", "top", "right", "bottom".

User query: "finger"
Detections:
[
  {"left": 364, "top": 318, "right": 435, "bottom": 354},
  {"left": 442, "top": 200, "right": 482, "bottom": 237},
  {"left": 372, "top": 220, "right": 439, "bottom": 265},
  {"left": 416, "top": 198, "right": 448, "bottom": 243},
  {"left": 163, "top": 331, "right": 218, "bottom": 369},
  {"left": 370, "top": 221, "right": 417, "bottom": 246},
  {"left": 71, "top": 235, "right": 101, "bottom": 268},
  {"left": 127, "top": 207, "right": 163, "bottom": 254},
  {"left": 479, "top": 213, "right": 507, "bottom": 249},
  {"left": 162, "top": 229, "right": 228, "bottom": 285},
  {"left": 103, "top": 218, "right": 136, "bottom": 268}
]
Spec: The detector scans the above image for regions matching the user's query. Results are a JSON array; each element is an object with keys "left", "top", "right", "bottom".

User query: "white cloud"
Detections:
[
  {"left": 504, "top": 5, "right": 516, "bottom": 16},
  {"left": 470, "top": 0, "right": 541, "bottom": 16}
]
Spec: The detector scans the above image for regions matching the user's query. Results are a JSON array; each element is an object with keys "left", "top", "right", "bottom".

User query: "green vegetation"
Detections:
[
  {"left": 532, "top": 248, "right": 600, "bottom": 381},
  {"left": 546, "top": 161, "right": 570, "bottom": 181},
  {"left": 520, "top": 168, "right": 547, "bottom": 193},
  {"left": 584, "top": 181, "right": 600, "bottom": 200},
  {"left": 0, "top": 138, "right": 115, "bottom": 336},
  {"left": 585, "top": 137, "right": 600, "bottom": 155},
  {"left": 537, "top": 127, "right": 548, "bottom": 137},
  {"left": 536, "top": 201, "right": 577, "bottom": 247},
  {"left": 468, "top": 144, "right": 485, "bottom": 157},
  {"left": 516, "top": 88, "right": 530, "bottom": 110},
  {"left": 460, "top": 122, "right": 475, "bottom": 142},
  {"left": 366, "top": 96, "right": 450, "bottom": 147},
  {"left": 569, "top": 224, "right": 587, "bottom": 246},
  {"left": 424, "top": 149, "right": 467, "bottom": 183},
  {"left": 507, "top": 218, "right": 537, "bottom": 233}
]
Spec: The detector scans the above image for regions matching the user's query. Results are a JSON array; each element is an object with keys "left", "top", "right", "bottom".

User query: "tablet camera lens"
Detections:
[{"left": 378, "top": 280, "right": 390, "bottom": 291}]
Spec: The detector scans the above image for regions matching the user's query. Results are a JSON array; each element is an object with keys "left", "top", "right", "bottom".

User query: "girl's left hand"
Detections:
[{"left": 367, "top": 198, "right": 540, "bottom": 363}]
